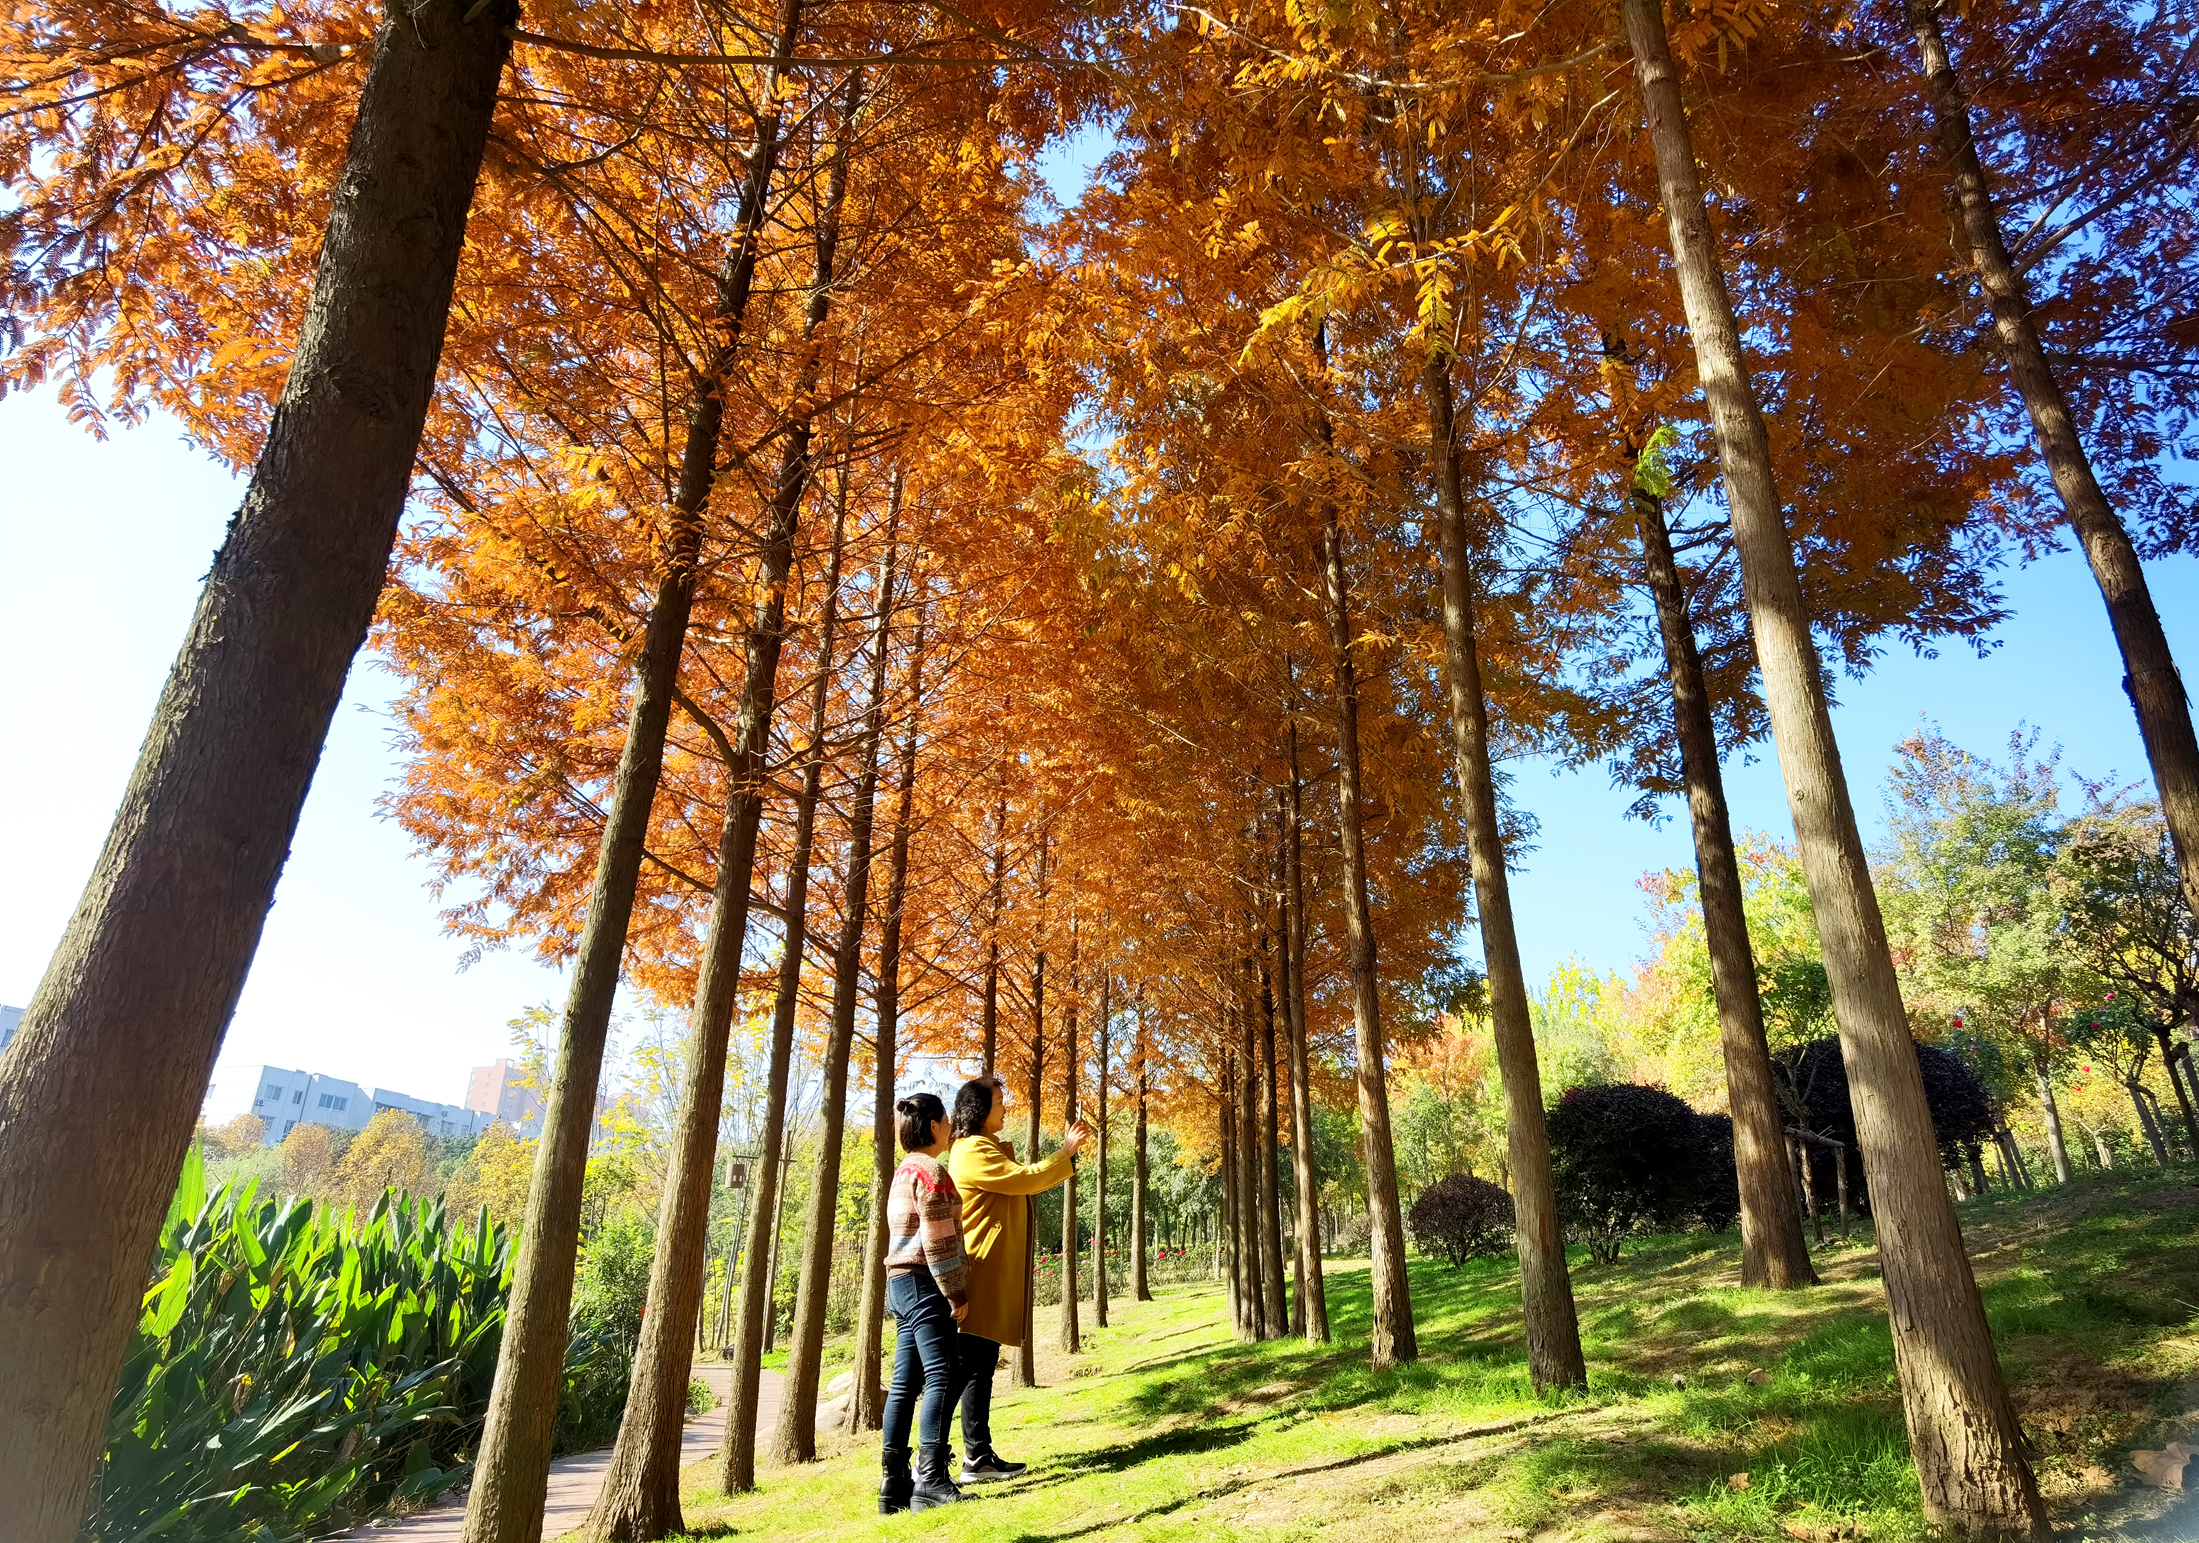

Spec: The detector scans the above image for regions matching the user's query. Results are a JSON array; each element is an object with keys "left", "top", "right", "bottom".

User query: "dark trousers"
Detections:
[
  {"left": 881, "top": 1271, "right": 958, "bottom": 1460},
  {"left": 954, "top": 1331, "right": 1004, "bottom": 1459}
]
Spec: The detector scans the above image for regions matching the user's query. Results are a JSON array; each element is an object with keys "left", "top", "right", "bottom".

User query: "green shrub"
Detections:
[
  {"left": 91, "top": 1145, "right": 633, "bottom": 1542},
  {"left": 91, "top": 1145, "right": 510, "bottom": 1542},
  {"left": 1548, "top": 1084, "right": 1727, "bottom": 1264}
]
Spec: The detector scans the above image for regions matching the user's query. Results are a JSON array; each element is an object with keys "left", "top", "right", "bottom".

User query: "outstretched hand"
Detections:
[{"left": 1063, "top": 1119, "right": 1094, "bottom": 1156}]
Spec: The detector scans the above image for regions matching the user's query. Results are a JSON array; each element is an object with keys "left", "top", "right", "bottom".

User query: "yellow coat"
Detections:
[{"left": 947, "top": 1133, "right": 1075, "bottom": 1347}]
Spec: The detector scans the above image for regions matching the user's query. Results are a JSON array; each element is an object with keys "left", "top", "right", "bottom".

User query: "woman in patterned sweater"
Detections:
[{"left": 879, "top": 1090, "right": 971, "bottom": 1513}]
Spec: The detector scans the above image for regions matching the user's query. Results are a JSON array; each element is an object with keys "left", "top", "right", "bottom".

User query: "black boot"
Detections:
[
  {"left": 911, "top": 1442, "right": 965, "bottom": 1511},
  {"left": 880, "top": 1448, "right": 914, "bottom": 1514}
]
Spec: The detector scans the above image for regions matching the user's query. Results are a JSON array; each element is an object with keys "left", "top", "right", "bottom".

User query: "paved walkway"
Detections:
[{"left": 341, "top": 1363, "right": 780, "bottom": 1540}]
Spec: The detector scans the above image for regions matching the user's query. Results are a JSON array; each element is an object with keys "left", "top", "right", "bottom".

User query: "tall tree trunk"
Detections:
[
  {"left": 1257, "top": 937, "right": 1288, "bottom": 1335},
  {"left": 981, "top": 780, "right": 1007, "bottom": 1074},
  {"left": 1094, "top": 974, "right": 1112, "bottom": 1328},
  {"left": 1235, "top": 960, "right": 1265, "bottom": 1341},
  {"left": 847, "top": 518, "right": 918, "bottom": 1436},
  {"left": 1318, "top": 500, "right": 1417, "bottom": 1368},
  {"left": 2130, "top": 1083, "right": 2171, "bottom": 1165},
  {"left": 1061, "top": 924, "right": 1083, "bottom": 1351},
  {"left": 1014, "top": 838, "right": 1050, "bottom": 1389},
  {"left": 1902, "top": 0, "right": 2199, "bottom": 925},
  {"left": 1633, "top": 484, "right": 1817, "bottom": 1289},
  {"left": 486, "top": 7, "right": 808, "bottom": 1527},
  {"left": 769, "top": 501, "right": 892, "bottom": 1467},
  {"left": 2034, "top": 1057, "right": 2073, "bottom": 1185},
  {"left": 2153, "top": 1024, "right": 2199, "bottom": 1153},
  {"left": 1282, "top": 716, "right": 1330, "bottom": 1342},
  {"left": 718, "top": 482, "right": 848, "bottom": 1494},
  {"left": 1132, "top": 989, "right": 1152, "bottom": 1302},
  {"left": 1219, "top": 1041, "right": 1238, "bottom": 1325},
  {"left": 1417, "top": 357, "right": 1583, "bottom": 1390},
  {"left": 0, "top": 11, "right": 513, "bottom": 1536},
  {"left": 1623, "top": 4, "right": 2045, "bottom": 1531},
  {"left": 585, "top": 64, "right": 852, "bottom": 1535}
]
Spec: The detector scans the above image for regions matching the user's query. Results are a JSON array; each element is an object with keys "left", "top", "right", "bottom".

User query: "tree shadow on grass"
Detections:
[{"left": 1000, "top": 1424, "right": 1532, "bottom": 1543}]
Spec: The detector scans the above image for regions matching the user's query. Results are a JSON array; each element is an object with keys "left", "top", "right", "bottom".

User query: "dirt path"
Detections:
[{"left": 336, "top": 1363, "right": 779, "bottom": 1540}]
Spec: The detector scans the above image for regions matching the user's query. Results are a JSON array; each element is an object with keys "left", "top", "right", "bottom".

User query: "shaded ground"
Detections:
[{"left": 634, "top": 1170, "right": 2199, "bottom": 1542}]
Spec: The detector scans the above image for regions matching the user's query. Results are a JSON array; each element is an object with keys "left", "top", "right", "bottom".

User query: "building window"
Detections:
[
  {"left": 263, "top": 1083, "right": 283, "bottom": 1103},
  {"left": 318, "top": 1093, "right": 348, "bottom": 1111}
]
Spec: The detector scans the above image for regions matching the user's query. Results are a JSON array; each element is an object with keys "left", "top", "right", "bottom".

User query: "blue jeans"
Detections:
[{"left": 882, "top": 1270, "right": 958, "bottom": 1458}]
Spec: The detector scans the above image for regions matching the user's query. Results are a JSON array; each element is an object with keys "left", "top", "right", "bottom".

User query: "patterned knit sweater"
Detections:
[{"left": 884, "top": 1152, "right": 970, "bottom": 1303}]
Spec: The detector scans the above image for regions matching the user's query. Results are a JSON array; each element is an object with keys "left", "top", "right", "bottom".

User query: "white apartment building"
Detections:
[
  {"left": 249, "top": 1066, "right": 493, "bottom": 1147},
  {"left": 0, "top": 1004, "right": 22, "bottom": 1054}
]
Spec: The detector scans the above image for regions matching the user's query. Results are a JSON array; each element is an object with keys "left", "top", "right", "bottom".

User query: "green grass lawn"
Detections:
[{"left": 659, "top": 1171, "right": 2199, "bottom": 1542}]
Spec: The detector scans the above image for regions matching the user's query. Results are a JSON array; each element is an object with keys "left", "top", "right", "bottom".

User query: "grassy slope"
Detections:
[{"left": 660, "top": 1172, "right": 2199, "bottom": 1543}]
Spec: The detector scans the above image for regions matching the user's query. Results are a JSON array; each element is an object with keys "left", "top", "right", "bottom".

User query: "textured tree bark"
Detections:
[
  {"left": 1132, "top": 990, "right": 1152, "bottom": 1302},
  {"left": 2152, "top": 1025, "right": 2199, "bottom": 1153},
  {"left": 0, "top": 11, "right": 513, "bottom": 1536},
  {"left": 1625, "top": 3, "right": 2045, "bottom": 1530},
  {"left": 483, "top": 12, "right": 811, "bottom": 1533},
  {"left": 1418, "top": 356, "right": 1584, "bottom": 1390},
  {"left": 1235, "top": 953, "right": 1266, "bottom": 1340},
  {"left": 1282, "top": 722, "right": 1330, "bottom": 1342},
  {"left": 584, "top": 65, "right": 851, "bottom": 1536},
  {"left": 1219, "top": 1041, "right": 1239, "bottom": 1328},
  {"left": 1634, "top": 486, "right": 1817, "bottom": 1289},
  {"left": 1257, "top": 940, "right": 1289, "bottom": 1336},
  {"left": 2033, "top": 1058, "right": 2073, "bottom": 1185},
  {"left": 1062, "top": 927, "right": 1083, "bottom": 1351},
  {"left": 1902, "top": 0, "right": 2199, "bottom": 926},
  {"left": 1014, "top": 839, "right": 1048, "bottom": 1389},
  {"left": 980, "top": 782, "right": 1007, "bottom": 1075},
  {"left": 769, "top": 514, "right": 892, "bottom": 1468},
  {"left": 718, "top": 495, "right": 847, "bottom": 1494},
  {"left": 1318, "top": 500, "right": 1418, "bottom": 1368},
  {"left": 847, "top": 525, "right": 916, "bottom": 1437},
  {"left": 1094, "top": 973, "right": 1112, "bottom": 1329}
]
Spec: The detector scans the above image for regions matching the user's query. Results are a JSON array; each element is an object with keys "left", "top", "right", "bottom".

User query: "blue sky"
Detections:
[{"left": 5, "top": 384, "right": 2191, "bottom": 1116}]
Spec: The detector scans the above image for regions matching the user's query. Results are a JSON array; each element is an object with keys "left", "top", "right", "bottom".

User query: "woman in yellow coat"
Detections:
[{"left": 946, "top": 1073, "right": 1087, "bottom": 1483}]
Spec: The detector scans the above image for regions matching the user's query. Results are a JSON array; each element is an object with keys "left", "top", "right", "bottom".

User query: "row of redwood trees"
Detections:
[{"left": 2, "top": 0, "right": 2194, "bottom": 1538}]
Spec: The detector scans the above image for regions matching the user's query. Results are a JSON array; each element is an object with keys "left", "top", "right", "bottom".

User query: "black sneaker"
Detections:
[{"left": 959, "top": 1451, "right": 1028, "bottom": 1483}]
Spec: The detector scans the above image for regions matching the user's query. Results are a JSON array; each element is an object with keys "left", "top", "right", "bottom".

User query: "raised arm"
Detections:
[{"left": 956, "top": 1138, "right": 1077, "bottom": 1197}]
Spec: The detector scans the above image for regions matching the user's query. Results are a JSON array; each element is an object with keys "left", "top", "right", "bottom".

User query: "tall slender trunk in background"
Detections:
[
  {"left": 2033, "top": 1051, "right": 2073, "bottom": 1184},
  {"left": 1624, "top": 3, "right": 2045, "bottom": 1530},
  {"left": 1632, "top": 481, "right": 1817, "bottom": 1289},
  {"left": 0, "top": 12, "right": 513, "bottom": 1536},
  {"left": 1219, "top": 1037, "right": 1238, "bottom": 1322},
  {"left": 1901, "top": 0, "right": 2199, "bottom": 925},
  {"left": 771, "top": 519, "right": 894, "bottom": 1467},
  {"left": 1014, "top": 838, "right": 1051, "bottom": 1389},
  {"left": 719, "top": 488, "right": 849, "bottom": 1494},
  {"left": 2130, "top": 1084, "right": 2171, "bottom": 1164},
  {"left": 1132, "top": 989, "right": 1152, "bottom": 1302},
  {"left": 1318, "top": 500, "right": 1417, "bottom": 1367},
  {"left": 1416, "top": 355, "right": 1583, "bottom": 1391},
  {"left": 2155, "top": 1025, "right": 2199, "bottom": 1152},
  {"left": 1234, "top": 954, "right": 1265, "bottom": 1340},
  {"left": 1282, "top": 714, "right": 1329, "bottom": 1342},
  {"left": 848, "top": 525, "right": 919, "bottom": 1436},
  {"left": 981, "top": 780, "right": 1008, "bottom": 1074},
  {"left": 1061, "top": 924, "right": 1083, "bottom": 1352},
  {"left": 1094, "top": 973, "right": 1113, "bottom": 1328},
  {"left": 1256, "top": 936, "right": 1288, "bottom": 1334},
  {"left": 583, "top": 65, "right": 853, "bottom": 1537}
]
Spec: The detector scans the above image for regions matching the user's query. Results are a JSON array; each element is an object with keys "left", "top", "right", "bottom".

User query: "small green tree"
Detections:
[{"left": 1546, "top": 1084, "right": 1716, "bottom": 1265}]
